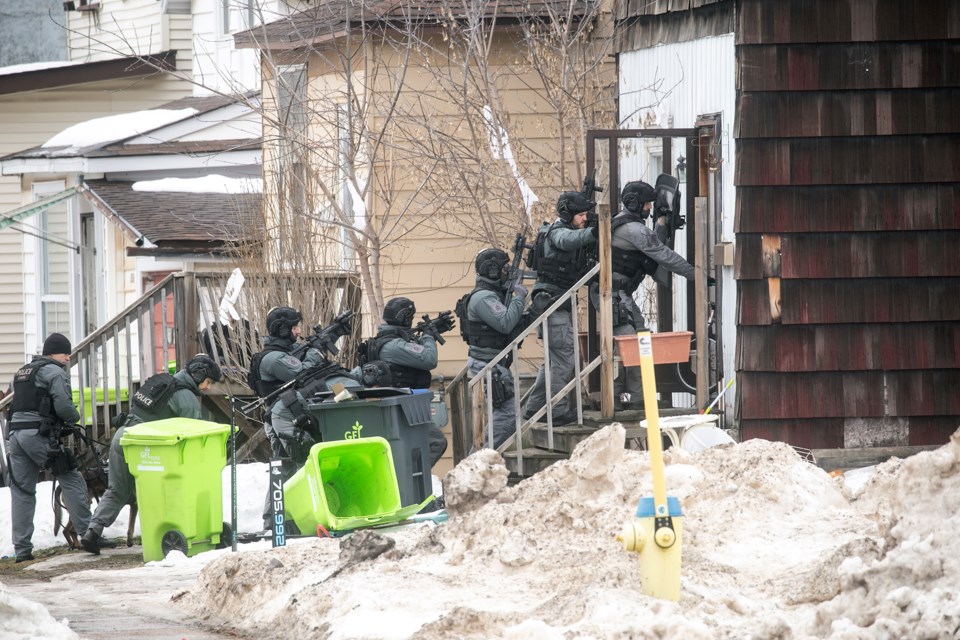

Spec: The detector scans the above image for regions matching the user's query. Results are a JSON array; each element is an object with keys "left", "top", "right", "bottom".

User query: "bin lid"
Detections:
[{"left": 120, "top": 418, "right": 231, "bottom": 447}]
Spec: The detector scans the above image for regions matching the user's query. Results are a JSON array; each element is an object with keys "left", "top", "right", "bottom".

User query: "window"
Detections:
[
  {"left": 222, "top": 0, "right": 256, "bottom": 35},
  {"left": 38, "top": 207, "right": 72, "bottom": 339}
]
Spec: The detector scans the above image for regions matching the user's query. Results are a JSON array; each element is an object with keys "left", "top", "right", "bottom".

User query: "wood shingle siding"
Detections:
[{"left": 735, "top": 0, "right": 960, "bottom": 447}]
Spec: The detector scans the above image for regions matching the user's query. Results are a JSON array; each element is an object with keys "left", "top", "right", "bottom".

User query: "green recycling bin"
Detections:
[
  {"left": 120, "top": 418, "right": 232, "bottom": 562},
  {"left": 284, "top": 437, "right": 431, "bottom": 533}
]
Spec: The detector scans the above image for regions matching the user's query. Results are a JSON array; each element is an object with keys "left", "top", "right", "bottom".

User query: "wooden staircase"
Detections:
[{"left": 500, "top": 406, "right": 700, "bottom": 478}]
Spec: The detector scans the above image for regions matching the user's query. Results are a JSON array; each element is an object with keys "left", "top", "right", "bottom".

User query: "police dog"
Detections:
[{"left": 53, "top": 442, "right": 137, "bottom": 549}]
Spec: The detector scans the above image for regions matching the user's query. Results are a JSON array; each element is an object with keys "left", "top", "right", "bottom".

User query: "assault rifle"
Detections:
[
  {"left": 414, "top": 311, "right": 455, "bottom": 345},
  {"left": 582, "top": 174, "right": 604, "bottom": 232},
  {"left": 239, "top": 358, "right": 344, "bottom": 415},
  {"left": 503, "top": 229, "right": 536, "bottom": 306},
  {"left": 290, "top": 310, "right": 355, "bottom": 359}
]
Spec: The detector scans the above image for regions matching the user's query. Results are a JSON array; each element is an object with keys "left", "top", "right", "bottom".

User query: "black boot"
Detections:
[{"left": 81, "top": 529, "right": 101, "bottom": 555}]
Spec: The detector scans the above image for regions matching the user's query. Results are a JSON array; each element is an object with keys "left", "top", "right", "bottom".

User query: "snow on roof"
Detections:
[
  {"left": 0, "top": 59, "right": 82, "bottom": 76},
  {"left": 132, "top": 174, "right": 263, "bottom": 194},
  {"left": 42, "top": 108, "right": 198, "bottom": 151}
]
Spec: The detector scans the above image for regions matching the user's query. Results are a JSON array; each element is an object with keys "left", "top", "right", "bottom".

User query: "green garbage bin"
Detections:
[
  {"left": 120, "top": 418, "right": 232, "bottom": 562},
  {"left": 305, "top": 392, "right": 433, "bottom": 508},
  {"left": 284, "top": 437, "right": 430, "bottom": 533}
]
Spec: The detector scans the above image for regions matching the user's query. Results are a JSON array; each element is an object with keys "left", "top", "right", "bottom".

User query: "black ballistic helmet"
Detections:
[
  {"left": 621, "top": 181, "right": 657, "bottom": 213},
  {"left": 556, "top": 191, "right": 596, "bottom": 223},
  {"left": 187, "top": 353, "right": 222, "bottom": 384},
  {"left": 266, "top": 306, "right": 302, "bottom": 338},
  {"left": 383, "top": 297, "right": 416, "bottom": 328},
  {"left": 475, "top": 248, "right": 510, "bottom": 280}
]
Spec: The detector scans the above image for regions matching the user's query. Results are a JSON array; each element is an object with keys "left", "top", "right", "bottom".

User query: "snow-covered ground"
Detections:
[{"left": 4, "top": 425, "right": 960, "bottom": 639}]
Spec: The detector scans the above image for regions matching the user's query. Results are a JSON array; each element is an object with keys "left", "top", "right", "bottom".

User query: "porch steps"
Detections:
[{"left": 502, "top": 406, "right": 701, "bottom": 478}]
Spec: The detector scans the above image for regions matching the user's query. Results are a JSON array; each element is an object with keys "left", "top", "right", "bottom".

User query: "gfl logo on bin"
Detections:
[{"left": 344, "top": 421, "right": 363, "bottom": 439}]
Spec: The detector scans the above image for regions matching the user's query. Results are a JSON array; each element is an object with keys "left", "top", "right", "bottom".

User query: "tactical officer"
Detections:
[
  {"left": 456, "top": 248, "right": 528, "bottom": 449},
  {"left": 521, "top": 191, "right": 599, "bottom": 426},
  {"left": 6, "top": 333, "right": 91, "bottom": 563},
  {"left": 600, "top": 180, "right": 696, "bottom": 408},
  {"left": 363, "top": 297, "right": 452, "bottom": 467},
  {"left": 249, "top": 306, "right": 323, "bottom": 531},
  {"left": 82, "top": 354, "right": 222, "bottom": 554}
]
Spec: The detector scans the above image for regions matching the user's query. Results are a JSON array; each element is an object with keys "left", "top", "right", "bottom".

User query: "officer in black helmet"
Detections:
[
  {"left": 82, "top": 354, "right": 222, "bottom": 554},
  {"left": 7, "top": 333, "right": 91, "bottom": 563},
  {"left": 598, "top": 180, "right": 696, "bottom": 409},
  {"left": 359, "top": 297, "right": 451, "bottom": 467},
  {"left": 249, "top": 306, "right": 323, "bottom": 531},
  {"left": 521, "top": 190, "right": 599, "bottom": 426},
  {"left": 455, "top": 248, "right": 528, "bottom": 449}
]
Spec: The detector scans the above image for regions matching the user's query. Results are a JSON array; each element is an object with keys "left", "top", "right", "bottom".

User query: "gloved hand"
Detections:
[
  {"left": 512, "top": 283, "right": 528, "bottom": 298},
  {"left": 435, "top": 315, "right": 457, "bottom": 334},
  {"left": 421, "top": 325, "right": 440, "bottom": 341},
  {"left": 302, "top": 347, "right": 323, "bottom": 365},
  {"left": 707, "top": 276, "right": 716, "bottom": 286},
  {"left": 590, "top": 224, "right": 600, "bottom": 239}
]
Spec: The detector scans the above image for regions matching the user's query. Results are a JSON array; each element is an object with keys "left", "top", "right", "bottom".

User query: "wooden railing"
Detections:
[
  {"left": 0, "top": 270, "right": 361, "bottom": 486},
  {"left": 449, "top": 264, "right": 604, "bottom": 475}
]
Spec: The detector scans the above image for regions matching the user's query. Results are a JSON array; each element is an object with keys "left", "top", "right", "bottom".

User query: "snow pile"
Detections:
[
  {"left": 0, "top": 581, "right": 78, "bottom": 640},
  {"left": 176, "top": 423, "right": 960, "bottom": 639},
  {"left": 813, "top": 429, "right": 960, "bottom": 638}
]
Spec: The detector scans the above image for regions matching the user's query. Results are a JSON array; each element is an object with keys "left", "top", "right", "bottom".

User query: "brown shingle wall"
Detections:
[{"left": 736, "top": 0, "right": 960, "bottom": 446}]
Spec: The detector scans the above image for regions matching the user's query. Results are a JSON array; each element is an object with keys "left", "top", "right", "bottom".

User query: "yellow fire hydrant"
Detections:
[{"left": 616, "top": 331, "right": 683, "bottom": 602}]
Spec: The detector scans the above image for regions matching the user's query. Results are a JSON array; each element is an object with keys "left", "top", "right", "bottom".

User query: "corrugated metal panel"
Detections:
[
  {"left": 739, "top": 89, "right": 960, "bottom": 138},
  {"left": 736, "top": 136, "right": 960, "bottom": 186},
  {"left": 735, "top": 185, "right": 960, "bottom": 234},
  {"left": 738, "top": 324, "right": 960, "bottom": 372},
  {"left": 619, "top": 33, "right": 736, "bottom": 381},
  {"left": 739, "top": 0, "right": 960, "bottom": 44},
  {"left": 739, "top": 42, "right": 960, "bottom": 92}
]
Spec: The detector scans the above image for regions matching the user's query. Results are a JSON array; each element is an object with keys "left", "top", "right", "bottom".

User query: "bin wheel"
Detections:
[
  {"left": 216, "top": 521, "right": 233, "bottom": 549},
  {"left": 161, "top": 530, "right": 188, "bottom": 557}
]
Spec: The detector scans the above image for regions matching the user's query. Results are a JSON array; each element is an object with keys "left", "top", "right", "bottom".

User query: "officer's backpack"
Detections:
[
  {"left": 132, "top": 373, "right": 190, "bottom": 414},
  {"left": 525, "top": 222, "right": 552, "bottom": 274}
]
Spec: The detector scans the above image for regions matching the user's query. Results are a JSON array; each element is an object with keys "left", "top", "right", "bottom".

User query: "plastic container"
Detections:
[
  {"left": 120, "top": 418, "right": 232, "bottom": 561},
  {"left": 639, "top": 414, "right": 720, "bottom": 450},
  {"left": 284, "top": 437, "right": 428, "bottom": 532},
  {"left": 73, "top": 387, "right": 129, "bottom": 427},
  {"left": 305, "top": 393, "right": 433, "bottom": 507},
  {"left": 614, "top": 331, "right": 693, "bottom": 366},
  {"left": 680, "top": 424, "right": 735, "bottom": 453}
]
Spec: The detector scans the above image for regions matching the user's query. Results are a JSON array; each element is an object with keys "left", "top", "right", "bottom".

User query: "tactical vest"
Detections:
[
  {"left": 130, "top": 373, "right": 194, "bottom": 422},
  {"left": 455, "top": 289, "right": 512, "bottom": 351},
  {"left": 247, "top": 343, "right": 294, "bottom": 399},
  {"left": 531, "top": 221, "right": 593, "bottom": 289},
  {"left": 610, "top": 213, "right": 660, "bottom": 289},
  {"left": 363, "top": 334, "right": 432, "bottom": 389},
  {"left": 9, "top": 360, "right": 57, "bottom": 427}
]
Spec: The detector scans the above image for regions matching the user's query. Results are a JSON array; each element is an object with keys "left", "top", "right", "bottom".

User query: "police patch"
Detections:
[
  {"left": 282, "top": 356, "right": 301, "bottom": 366},
  {"left": 484, "top": 298, "right": 507, "bottom": 314},
  {"left": 404, "top": 343, "right": 425, "bottom": 354}
]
